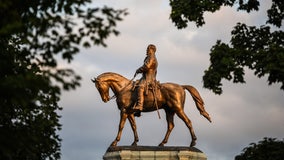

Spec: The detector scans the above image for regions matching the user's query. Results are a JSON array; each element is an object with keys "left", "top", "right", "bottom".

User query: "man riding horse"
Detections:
[
  {"left": 133, "top": 44, "right": 158, "bottom": 114},
  {"left": 92, "top": 44, "right": 212, "bottom": 147}
]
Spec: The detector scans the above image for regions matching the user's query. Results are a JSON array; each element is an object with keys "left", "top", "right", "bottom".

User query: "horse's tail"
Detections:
[{"left": 182, "top": 85, "right": 212, "bottom": 123}]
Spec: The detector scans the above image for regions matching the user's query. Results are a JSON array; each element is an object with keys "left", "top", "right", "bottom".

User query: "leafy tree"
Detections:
[
  {"left": 169, "top": 0, "right": 284, "bottom": 94},
  {"left": 0, "top": 0, "right": 127, "bottom": 159},
  {"left": 235, "top": 137, "right": 284, "bottom": 160}
]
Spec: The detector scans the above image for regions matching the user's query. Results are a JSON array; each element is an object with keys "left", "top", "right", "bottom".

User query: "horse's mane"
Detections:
[{"left": 96, "top": 72, "right": 129, "bottom": 82}]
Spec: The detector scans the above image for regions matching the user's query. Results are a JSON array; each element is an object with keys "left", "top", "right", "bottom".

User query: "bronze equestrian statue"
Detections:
[{"left": 92, "top": 72, "right": 211, "bottom": 147}]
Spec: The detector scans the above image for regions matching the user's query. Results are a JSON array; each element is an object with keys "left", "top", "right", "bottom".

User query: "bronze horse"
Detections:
[{"left": 92, "top": 72, "right": 211, "bottom": 147}]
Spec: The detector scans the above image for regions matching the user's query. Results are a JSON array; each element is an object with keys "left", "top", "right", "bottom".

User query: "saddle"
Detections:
[
  {"left": 131, "top": 80, "right": 161, "bottom": 96},
  {"left": 131, "top": 80, "right": 161, "bottom": 118}
]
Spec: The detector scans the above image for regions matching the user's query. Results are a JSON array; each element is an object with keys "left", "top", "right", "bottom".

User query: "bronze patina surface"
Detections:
[
  {"left": 92, "top": 72, "right": 211, "bottom": 147},
  {"left": 133, "top": 44, "right": 158, "bottom": 113},
  {"left": 92, "top": 44, "right": 211, "bottom": 147}
]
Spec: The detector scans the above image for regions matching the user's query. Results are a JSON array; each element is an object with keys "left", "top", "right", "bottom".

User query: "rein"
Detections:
[
  {"left": 109, "top": 75, "right": 136, "bottom": 101},
  {"left": 104, "top": 73, "right": 161, "bottom": 119}
]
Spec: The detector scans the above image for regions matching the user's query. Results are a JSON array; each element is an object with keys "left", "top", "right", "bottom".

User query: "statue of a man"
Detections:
[{"left": 133, "top": 44, "right": 158, "bottom": 112}]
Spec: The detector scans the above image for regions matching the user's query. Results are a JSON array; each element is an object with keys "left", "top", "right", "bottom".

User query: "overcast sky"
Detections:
[{"left": 59, "top": 1, "right": 284, "bottom": 160}]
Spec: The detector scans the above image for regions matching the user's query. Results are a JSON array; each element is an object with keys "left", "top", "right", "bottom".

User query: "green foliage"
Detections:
[
  {"left": 204, "top": 23, "right": 284, "bottom": 94},
  {"left": 170, "top": 0, "right": 284, "bottom": 94},
  {"left": 169, "top": 0, "right": 259, "bottom": 29},
  {"left": 235, "top": 137, "right": 284, "bottom": 160},
  {"left": 203, "top": 40, "right": 246, "bottom": 94},
  {"left": 0, "top": 0, "right": 127, "bottom": 159}
]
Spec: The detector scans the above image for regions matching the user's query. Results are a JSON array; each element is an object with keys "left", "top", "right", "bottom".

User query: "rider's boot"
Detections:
[{"left": 133, "top": 88, "right": 144, "bottom": 112}]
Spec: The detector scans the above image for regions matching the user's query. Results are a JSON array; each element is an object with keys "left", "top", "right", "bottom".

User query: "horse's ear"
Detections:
[{"left": 91, "top": 78, "right": 97, "bottom": 83}]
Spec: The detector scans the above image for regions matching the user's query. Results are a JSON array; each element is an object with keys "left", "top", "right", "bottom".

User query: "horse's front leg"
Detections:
[
  {"left": 110, "top": 111, "right": 128, "bottom": 146},
  {"left": 127, "top": 114, "right": 139, "bottom": 146}
]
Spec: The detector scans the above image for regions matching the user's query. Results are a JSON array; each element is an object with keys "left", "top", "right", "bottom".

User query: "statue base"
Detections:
[{"left": 103, "top": 146, "right": 207, "bottom": 160}]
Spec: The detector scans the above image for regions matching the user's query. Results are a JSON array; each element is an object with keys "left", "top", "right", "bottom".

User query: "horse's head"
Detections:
[
  {"left": 92, "top": 72, "right": 130, "bottom": 103},
  {"left": 92, "top": 78, "right": 110, "bottom": 103}
]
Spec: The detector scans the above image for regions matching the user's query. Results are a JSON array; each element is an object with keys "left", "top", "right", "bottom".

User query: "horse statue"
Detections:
[{"left": 92, "top": 72, "right": 211, "bottom": 147}]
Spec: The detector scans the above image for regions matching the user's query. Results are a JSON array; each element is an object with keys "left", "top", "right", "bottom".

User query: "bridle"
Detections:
[
  {"left": 109, "top": 74, "right": 137, "bottom": 101},
  {"left": 93, "top": 74, "right": 137, "bottom": 101}
]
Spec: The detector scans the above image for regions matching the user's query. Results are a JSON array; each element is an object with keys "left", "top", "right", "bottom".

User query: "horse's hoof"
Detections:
[
  {"left": 110, "top": 141, "right": 117, "bottom": 147},
  {"left": 131, "top": 142, "right": 137, "bottom": 146},
  {"left": 190, "top": 141, "right": 196, "bottom": 147},
  {"left": 158, "top": 143, "right": 164, "bottom": 147}
]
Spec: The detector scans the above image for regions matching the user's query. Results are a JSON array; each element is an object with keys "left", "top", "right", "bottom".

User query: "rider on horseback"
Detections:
[{"left": 133, "top": 44, "right": 158, "bottom": 113}]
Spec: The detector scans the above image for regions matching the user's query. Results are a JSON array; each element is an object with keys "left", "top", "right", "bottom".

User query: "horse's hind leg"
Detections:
[
  {"left": 176, "top": 110, "right": 197, "bottom": 147},
  {"left": 159, "top": 110, "right": 175, "bottom": 146},
  {"left": 127, "top": 114, "right": 139, "bottom": 146}
]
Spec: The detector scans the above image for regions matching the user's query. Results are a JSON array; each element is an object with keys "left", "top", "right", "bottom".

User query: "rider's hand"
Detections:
[
  {"left": 134, "top": 71, "right": 138, "bottom": 77},
  {"left": 135, "top": 69, "right": 140, "bottom": 76}
]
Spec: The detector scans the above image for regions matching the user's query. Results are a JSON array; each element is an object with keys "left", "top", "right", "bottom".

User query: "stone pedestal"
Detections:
[{"left": 103, "top": 146, "right": 207, "bottom": 160}]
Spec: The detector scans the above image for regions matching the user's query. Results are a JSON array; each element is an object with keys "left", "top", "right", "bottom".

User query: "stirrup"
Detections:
[
  {"left": 133, "top": 105, "right": 143, "bottom": 111},
  {"left": 134, "top": 111, "right": 141, "bottom": 117}
]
